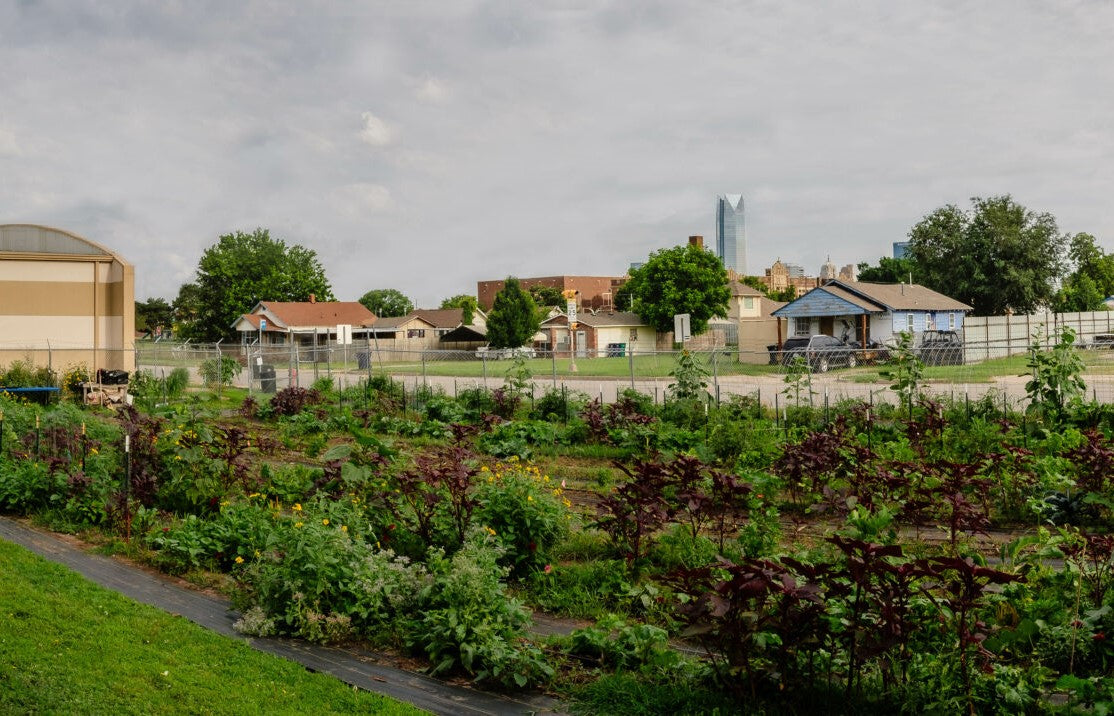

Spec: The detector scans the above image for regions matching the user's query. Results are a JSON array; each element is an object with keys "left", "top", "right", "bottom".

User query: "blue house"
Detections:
[{"left": 771, "top": 280, "right": 971, "bottom": 346}]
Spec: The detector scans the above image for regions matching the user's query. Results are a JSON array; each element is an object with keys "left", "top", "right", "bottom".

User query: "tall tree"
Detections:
[
  {"left": 1052, "top": 233, "right": 1114, "bottom": 312},
  {"left": 485, "top": 277, "right": 540, "bottom": 349},
  {"left": 358, "top": 288, "right": 413, "bottom": 318},
  {"left": 908, "top": 195, "right": 1066, "bottom": 316},
  {"left": 440, "top": 294, "right": 478, "bottom": 324},
  {"left": 528, "top": 285, "right": 564, "bottom": 307},
  {"left": 181, "top": 229, "right": 334, "bottom": 342},
  {"left": 626, "top": 243, "right": 730, "bottom": 335},
  {"left": 855, "top": 256, "right": 920, "bottom": 284},
  {"left": 135, "top": 297, "right": 173, "bottom": 334}
]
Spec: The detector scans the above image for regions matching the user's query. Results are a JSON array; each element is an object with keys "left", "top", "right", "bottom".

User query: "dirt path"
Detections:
[{"left": 0, "top": 516, "right": 565, "bottom": 716}]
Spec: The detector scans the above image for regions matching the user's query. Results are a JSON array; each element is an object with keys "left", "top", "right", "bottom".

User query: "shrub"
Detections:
[
  {"left": 199, "top": 355, "right": 242, "bottom": 388},
  {"left": 472, "top": 459, "right": 570, "bottom": 577},
  {"left": 268, "top": 386, "right": 322, "bottom": 417},
  {"left": 408, "top": 529, "right": 553, "bottom": 688},
  {"left": 61, "top": 363, "right": 91, "bottom": 401}
]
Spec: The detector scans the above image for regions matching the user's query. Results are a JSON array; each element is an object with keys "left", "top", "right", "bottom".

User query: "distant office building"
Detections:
[
  {"left": 715, "top": 194, "right": 747, "bottom": 274},
  {"left": 893, "top": 241, "right": 911, "bottom": 259},
  {"left": 839, "top": 264, "right": 858, "bottom": 282},
  {"left": 762, "top": 259, "right": 820, "bottom": 295},
  {"left": 819, "top": 257, "right": 838, "bottom": 281},
  {"left": 785, "top": 263, "right": 805, "bottom": 278}
]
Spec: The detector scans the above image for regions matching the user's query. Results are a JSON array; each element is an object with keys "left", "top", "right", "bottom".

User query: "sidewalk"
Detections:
[{"left": 0, "top": 516, "right": 565, "bottom": 716}]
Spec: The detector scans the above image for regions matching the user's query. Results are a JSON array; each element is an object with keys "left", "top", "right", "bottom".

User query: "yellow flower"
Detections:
[
  {"left": 293, "top": 503, "right": 302, "bottom": 511},
  {"left": 527, "top": 495, "right": 533, "bottom": 502},
  {"left": 234, "top": 556, "right": 244, "bottom": 564},
  {"left": 341, "top": 525, "right": 348, "bottom": 532},
  {"left": 89, "top": 448, "right": 99, "bottom": 456},
  {"left": 254, "top": 550, "right": 261, "bottom": 558},
  {"left": 322, "top": 519, "right": 330, "bottom": 526},
  {"left": 294, "top": 521, "right": 304, "bottom": 528}
]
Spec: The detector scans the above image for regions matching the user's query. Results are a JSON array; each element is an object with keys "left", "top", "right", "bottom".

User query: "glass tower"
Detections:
[{"left": 715, "top": 194, "right": 746, "bottom": 274}]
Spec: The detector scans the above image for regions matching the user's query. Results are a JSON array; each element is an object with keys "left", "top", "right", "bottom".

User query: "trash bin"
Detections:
[
  {"left": 259, "top": 364, "right": 276, "bottom": 394},
  {"left": 356, "top": 351, "right": 369, "bottom": 370},
  {"left": 617, "top": 343, "right": 626, "bottom": 357}
]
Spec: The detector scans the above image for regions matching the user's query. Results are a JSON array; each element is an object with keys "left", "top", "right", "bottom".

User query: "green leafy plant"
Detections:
[{"left": 1025, "top": 325, "right": 1086, "bottom": 424}]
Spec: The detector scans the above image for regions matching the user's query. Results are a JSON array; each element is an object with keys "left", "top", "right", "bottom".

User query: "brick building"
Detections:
[{"left": 477, "top": 275, "right": 628, "bottom": 311}]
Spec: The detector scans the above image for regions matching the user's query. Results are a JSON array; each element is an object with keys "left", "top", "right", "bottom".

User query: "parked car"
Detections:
[
  {"left": 916, "top": 330, "right": 964, "bottom": 366},
  {"left": 1089, "top": 334, "right": 1114, "bottom": 349},
  {"left": 476, "top": 346, "right": 536, "bottom": 360},
  {"left": 779, "top": 334, "right": 858, "bottom": 373}
]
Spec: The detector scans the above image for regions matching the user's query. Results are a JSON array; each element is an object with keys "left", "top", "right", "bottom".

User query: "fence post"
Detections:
[
  {"left": 552, "top": 349, "right": 557, "bottom": 388},
  {"left": 629, "top": 347, "right": 635, "bottom": 390},
  {"left": 214, "top": 340, "right": 222, "bottom": 402}
]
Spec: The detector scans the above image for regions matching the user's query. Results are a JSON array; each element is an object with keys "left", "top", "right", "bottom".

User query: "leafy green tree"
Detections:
[
  {"left": 1052, "top": 274, "right": 1105, "bottom": 313},
  {"left": 171, "top": 282, "right": 204, "bottom": 333},
  {"left": 1052, "top": 233, "right": 1114, "bottom": 311},
  {"left": 135, "top": 297, "right": 173, "bottom": 334},
  {"left": 358, "top": 288, "right": 413, "bottom": 318},
  {"left": 613, "top": 280, "right": 634, "bottom": 311},
  {"left": 855, "top": 256, "right": 920, "bottom": 284},
  {"left": 486, "top": 277, "right": 540, "bottom": 349},
  {"left": 179, "top": 229, "right": 334, "bottom": 342},
  {"left": 528, "top": 285, "right": 564, "bottom": 307},
  {"left": 626, "top": 244, "right": 730, "bottom": 335},
  {"left": 440, "top": 294, "right": 478, "bottom": 324},
  {"left": 907, "top": 195, "right": 1066, "bottom": 316}
]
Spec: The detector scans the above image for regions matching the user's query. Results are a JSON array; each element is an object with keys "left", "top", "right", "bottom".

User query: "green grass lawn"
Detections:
[
  {"left": 0, "top": 539, "right": 425, "bottom": 715},
  {"left": 374, "top": 354, "right": 781, "bottom": 380}
]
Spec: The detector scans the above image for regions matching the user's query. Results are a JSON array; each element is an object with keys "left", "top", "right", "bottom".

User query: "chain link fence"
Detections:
[{"left": 125, "top": 337, "right": 1114, "bottom": 412}]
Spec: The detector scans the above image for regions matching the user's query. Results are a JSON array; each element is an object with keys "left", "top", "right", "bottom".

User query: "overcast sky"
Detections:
[{"left": 2, "top": 1, "right": 1112, "bottom": 306}]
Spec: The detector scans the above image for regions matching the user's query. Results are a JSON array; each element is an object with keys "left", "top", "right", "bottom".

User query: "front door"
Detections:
[
  {"left": 819, "top": 316, "right": 834, "bottom": 336},
  {"left": 576, "top": 331, "right": 587, "bottom": 358}
]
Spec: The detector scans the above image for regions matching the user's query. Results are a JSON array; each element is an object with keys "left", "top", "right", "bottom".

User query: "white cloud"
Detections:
[
  {"left": 335, "top": 183, "right": 393, "bottom": 216},
  {"left": 0, "top": 127, "right": 22, "bottom": 156},
  {"left": 414, "top": 76, "right": 449, "bottom": 103},
  {"left": 358, "top": 112, "right": 394, "bottom": 147}
]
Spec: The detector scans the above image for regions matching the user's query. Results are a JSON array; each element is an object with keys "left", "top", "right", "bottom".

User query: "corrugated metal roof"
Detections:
[{"left": 0, "top": 224, "right": 119, "bottom": 259}]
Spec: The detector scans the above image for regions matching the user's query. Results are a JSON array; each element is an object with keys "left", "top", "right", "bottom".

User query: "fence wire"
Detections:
[{"left": 124, "top": 339, "right": 1114, "bottom": 411}]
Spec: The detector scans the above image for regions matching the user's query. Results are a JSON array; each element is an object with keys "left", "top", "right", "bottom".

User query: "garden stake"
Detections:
[
  {"left": 81, "top": 422, "right": 86, "bottom": 472},
  {"left": 562, "top": 384, "right": 568, "bottom": 424},
  {"left": 0, "top": 410, "right": 4, "bottom": 457},
  {"left": 824, "top": 389, "right": 829, "bottom": 425},
  {"left": 124, "top": 433, "right": 131, "bottom": 543},
  {"left": 756, "top": 388, "right": 762, "bottom": 420},
  {"left": 774, "top": 393, "right": 780, "bottom": 431},
  {"left": 35, "top": 413, "right": 40, "bottom": 458},
  {"left": 965, "top": 388, "right": 970, "bottom": 421}
]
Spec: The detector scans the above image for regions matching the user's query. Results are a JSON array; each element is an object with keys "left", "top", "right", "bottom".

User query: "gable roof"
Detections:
[
  {"left": 411, "top": 308, "right": 469, "bottom": 329},
  {"left": 728, "top": 280, "right": 765, "bottom": 297},
  {"left": 368, "top": 314, "right": 437, "bottom": 330},
  {"left": 541, "top": 311, "right": 651, "bottom": 328},
  {"left": 832, "top": 280, "right": 971, "bottom": 311},
  {"left": 236, "top": 301, "right": 376, "bottom": 329},
  {"left": 772, "top": 280, "right": 970, "bottom": 318}
]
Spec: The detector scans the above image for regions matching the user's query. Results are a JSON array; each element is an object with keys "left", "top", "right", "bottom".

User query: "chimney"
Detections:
[
  {"left": 688, "top": 235, "right": 704, "bottom": 249},
  {"left": 309, "top": 294, "right": 316, "bottom": 303}
]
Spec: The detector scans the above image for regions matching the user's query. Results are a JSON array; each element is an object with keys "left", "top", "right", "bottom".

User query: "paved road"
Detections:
[{"left": 0, "top": 517, "right": 564, "bottom": 716}]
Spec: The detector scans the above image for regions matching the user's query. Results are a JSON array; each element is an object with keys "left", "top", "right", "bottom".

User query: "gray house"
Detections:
[{"left": 771, "top": 280, "right": 971, "bottom": 346}]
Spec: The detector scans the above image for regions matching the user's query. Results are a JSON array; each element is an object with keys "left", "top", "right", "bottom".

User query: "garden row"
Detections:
[{"left": 1, "top": 334, "right": 1114, "bottom": 713}]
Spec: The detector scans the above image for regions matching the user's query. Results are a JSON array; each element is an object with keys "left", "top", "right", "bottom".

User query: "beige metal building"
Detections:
[{"left": 0, "top": 224, "right": 135, "bottom": 374}]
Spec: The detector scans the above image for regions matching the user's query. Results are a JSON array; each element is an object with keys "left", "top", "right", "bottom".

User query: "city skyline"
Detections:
[{"left": 2, "top": 3, "right": 1113, "bottom": 307}]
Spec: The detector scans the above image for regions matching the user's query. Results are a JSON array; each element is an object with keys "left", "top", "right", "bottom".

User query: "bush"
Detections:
[
  {"left": 472, "top": 459, "right": 570, "bottom": 577},
  {"left": 409, "top": 530, "right": 553, "bottom": 688},
  {"left": 531, "top": 387, "right": 588, "bottom": 422},
  {"left": 199, "top": 356, "right": 242, "bottom": 388},
  {"left": 268, "top": 386, "right": 323, "bottom": 417}
]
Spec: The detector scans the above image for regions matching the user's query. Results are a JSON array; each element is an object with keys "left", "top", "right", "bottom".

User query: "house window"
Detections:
[
  {"left": 794, "top": 318, "right": 811, "bottom": 336},
  {"left": 629, "top": 329, "right": 638, "bottom": 342},
  {"left": 743, "top": 297, "right": 754, "bottom": 309},
  {"left": 906, "top": 314, "right": 914, "bottom": 331},
  {"left": 926, "top": 313, "right": 936, "bottom": 331},
  {"left": 407, "top": 329, "right": 426, "bottom": 338},
  {"left": 949, "top": 313, "right": 956, "bottom": 330}
]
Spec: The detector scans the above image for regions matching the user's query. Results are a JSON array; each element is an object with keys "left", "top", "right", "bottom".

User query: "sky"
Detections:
[{"left": 2, "top": 1, "right": 1112, "bottom": 308}]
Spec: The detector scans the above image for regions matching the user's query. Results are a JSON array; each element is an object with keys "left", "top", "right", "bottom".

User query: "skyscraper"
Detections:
[{"left": 715, "top": 194, "right": 746, "bottom": 275}]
